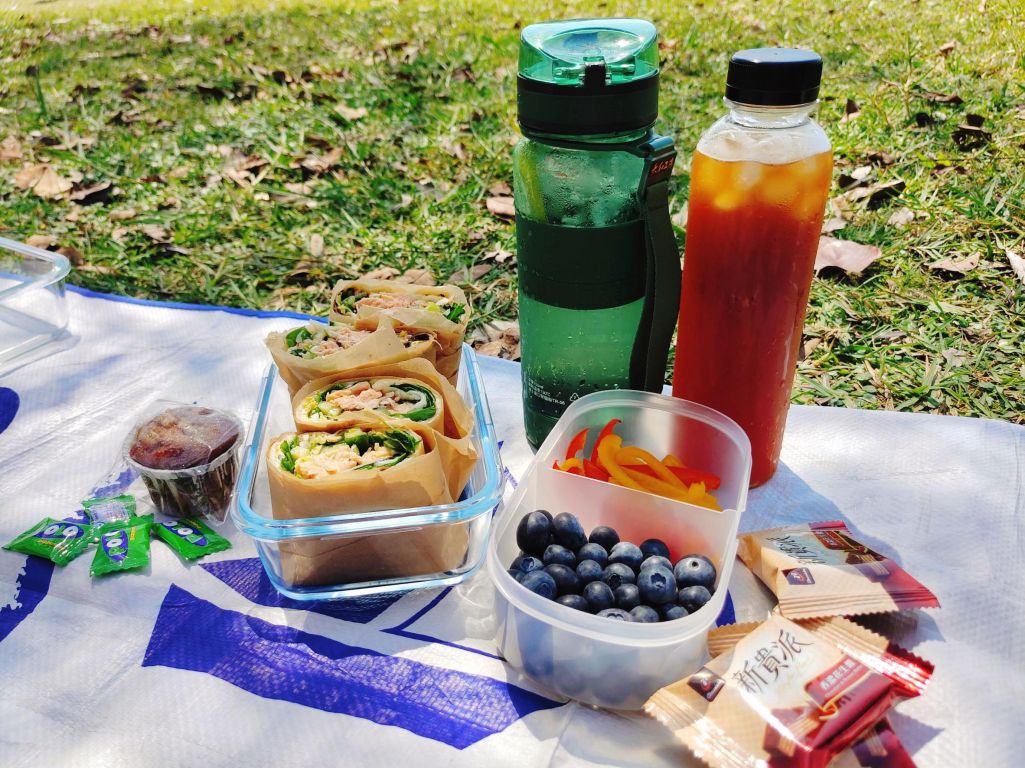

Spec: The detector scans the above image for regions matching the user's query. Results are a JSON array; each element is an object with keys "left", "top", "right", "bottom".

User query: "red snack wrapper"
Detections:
[
  {"left": 645, "top": 614, "right": 931, "bottom": 768},
  {"left": 737, "top": 520, "right": 939, "bottom": 620},
  {"left": 834, "top": 720, "right": 916, "bottom": 768}
]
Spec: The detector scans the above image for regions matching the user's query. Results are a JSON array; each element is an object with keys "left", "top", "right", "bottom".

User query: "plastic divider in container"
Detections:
[{"left": 487, "top": 390, "right": 751, "bottom": 711}]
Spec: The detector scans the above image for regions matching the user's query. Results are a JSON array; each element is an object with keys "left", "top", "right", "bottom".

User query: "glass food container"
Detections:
[{"left": 232, "top": 346, "right": 504, "bottom": 600}]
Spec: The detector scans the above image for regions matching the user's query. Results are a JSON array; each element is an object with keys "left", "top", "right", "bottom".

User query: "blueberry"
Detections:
[
  {"left": 673, "top": 554, "right": 717, "bottom": 590},
  {"left": 596, "top": 608, "right": 633, "bottom": 621},
  {"left": 601, "top": 562, "right": 637, "bottom": 590},
  {"left": 520, "top": 569, "right": 557, "bottom": 599},
  {"left": 543, "top": 544, "right": 577, "bottom": 568},
  {"left": 556, "top": 594, "right": 590, "bottom": 612},
  {"left": 576, "top": 542, "right": 608, "bottom": 567},
  {"left": 588, "top": 525, "right": 620, "bottom": 551},
  {"left": 583, "top": 580, "right": 615, "bottom": 613},
  {"left": 507, "top": 568, "right": 526, "bottom": 583},
  {"left": 516, "top": 555, "right": 544, "bottom": 574},
  {"left": 661, "top": 604, "right": 690, "bottom": 621},
  {"left": 630, "top": 605, "right": 661, "bottom": 623},
  {"left": 545, "top": 564, "right": 580, "bottom": 596},
  {"left": 552, "top": 512, "right": 587, "bottom": 551},
  {"left": 639, "top": 555, "right": 673, "bottom": 573},
  {"left": 516, "top": 511, "right": 552, "bottom": 556},
  {"left": 608, "top": 542, "right": 644, "bottom": 572},
  {"left": 614, "top": 583, "right": 641, "bottom": 611},
  {"left": 677, "top": 585, "right": 713, "bottom": 613},
  {"left": 640, "top": 538, "right": 671, "bottom": 560},
  {"left": 637, "top": 565, "right": 678, "bottom": 606},
  {"left": 575, "top": 559, "right": 603, "bottom": 584}
]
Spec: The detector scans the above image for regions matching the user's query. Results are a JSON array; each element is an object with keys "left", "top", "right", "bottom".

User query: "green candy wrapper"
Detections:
[
  {"left": 82, "top": 494, "right": 136, "bottom": 526},
  {"left": 90, "top": 515, "right": 153, "bottom": 577},
  {"left": 153, "top": 517, "right": 231, "bottom": 561},
  {"left": 4, "top": 518, "right": 93, "bottom": 566}
]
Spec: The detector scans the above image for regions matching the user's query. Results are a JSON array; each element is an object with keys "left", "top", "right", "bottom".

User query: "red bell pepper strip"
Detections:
[
  {"left": 582, "top": 458, "right": 610, "bottom": 482},
  {"left": 565, "top": 427, "right": 589, "bottom": 461},
  {"left": 620, "top": 462, "right": 721, "bottom": 490},
  {"left": 589, "top": 418, "right": 621, "bottom": 464}
]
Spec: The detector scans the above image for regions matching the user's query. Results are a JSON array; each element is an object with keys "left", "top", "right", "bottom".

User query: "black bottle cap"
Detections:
[{"left": 725, "top": 48, "right": 822, "bottom": 106}]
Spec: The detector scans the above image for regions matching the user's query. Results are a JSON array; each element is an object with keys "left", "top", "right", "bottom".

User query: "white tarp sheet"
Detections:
[{"left": 1, "top": 287, "right": 1022, "bottom": 767}]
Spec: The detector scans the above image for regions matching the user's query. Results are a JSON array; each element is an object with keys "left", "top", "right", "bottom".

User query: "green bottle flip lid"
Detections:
[{"left": 517, "top": 18, "right": 660, "bottom": 136}]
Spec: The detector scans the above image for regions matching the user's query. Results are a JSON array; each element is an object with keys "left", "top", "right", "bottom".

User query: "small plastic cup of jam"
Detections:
[{"left": 124, "top": 404, "right": 244, "bottom": 523}]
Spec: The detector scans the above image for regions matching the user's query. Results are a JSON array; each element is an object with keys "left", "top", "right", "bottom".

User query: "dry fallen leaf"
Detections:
[
  {"left": 483, "top": 247, "right": 514, "bottom": 264},
  {"left": 488, "top": 180, "right": 512, "bottom": 196},
  {"left": 814, "top": 237, "right": 882, "bottom": 275},
  {"left": 308, "top": 233, "right": 324, "bottom": 258},
  {"left": 928, "top": 252, "right": 979, "bottom": 274},
  {"left": 1, "top": 135, "right": 23, "bottom": 162},
  {"left": 299, "top": 147, "right": 344, "bottom": 175},
  {"left": 486, "top": 195, "right": 515, "bottom": 218},
  {"left": 77, "top": 264, "right": 116, "bottom": 274},
  {"left": 33, "top": 167, "right": 74, "bottom": 198},
  {"left": 887, "top": 208, "right": 915, "bottom": 228},
  {"left": 334, "top": 104, "right": 368, "bottom": 121},
  {"left": 109, "top": 208, "right": 137, "bottom": 221},
  {"left": 26, "top": 234, "right": 56, "bottom": 249},
  {"left": 395, "top": 268, "right": 436, "bottom": 286},
  {"left": 846, "top": 179, "right": 905, "bottom": 209},
  {"left": 821, "top": 217, "right": 847, "bottom": 234},
  {"left": 941, "top": 348, "right": 967, "bottom": 367},
  {"left": 474, "top": 320, "right": 521, "bottom": 360},
  {"left": 69, "top": 181, "right": 112, "bottom": 205},
  {"left": 141, "top": 224, "right": 170, "bottom": 242},
  {"left": 57, "top": 245, "right": 84, "bottom": 266},
  {"left": 440, "top": 137, "right": 466, "bottom": 162},
  {"left": 918, "top": 89, "right": 962, "bottom": 104},
  {"left": 1006, "top": 250, "right": 1025, "bottom": 285},
  {"left": 937, "top": 41, "right": 956, "bottom": 56},
  {"left": 840, "top": 98, "right": 860, "bottom": 123},
  {"left": 363, "top": 266, "right": 400, "bottom": 280}
]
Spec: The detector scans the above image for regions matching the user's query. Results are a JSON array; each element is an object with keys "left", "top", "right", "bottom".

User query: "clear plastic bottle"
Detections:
[{"left": 672, "top": 49, "right": 833, "bottom": 486}]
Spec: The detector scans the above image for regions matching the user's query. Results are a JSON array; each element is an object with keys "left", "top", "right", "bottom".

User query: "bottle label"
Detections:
[{"left": 516, "top": 216, "right": 646, "bottom": 310}]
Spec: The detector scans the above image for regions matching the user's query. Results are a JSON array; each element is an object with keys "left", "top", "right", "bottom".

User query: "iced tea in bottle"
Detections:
[{"left": 672, "top": 49, "right": 832, "bottom": 486}]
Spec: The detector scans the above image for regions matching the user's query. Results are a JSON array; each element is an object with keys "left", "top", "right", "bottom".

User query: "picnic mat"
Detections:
[{"left": 1, "top": 288, "right": 1023, "bottom": 767}]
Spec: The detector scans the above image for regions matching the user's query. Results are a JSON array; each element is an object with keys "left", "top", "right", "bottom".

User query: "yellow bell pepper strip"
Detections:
[
  {"left": 663, "top": 453, "right": 684, "bottom": 468},
  {"left": 620, "top": 467, "right": 693, "bottom": 502},
  {"left": 557, "top": 457, "right": 585, "bottom": 473},
  {"left": 595, "top": 434, "right": 648, "bottom": 492},
  {"left": 565, "top": 427, "right": 589, "bottom": 461},
  {"left": 615, "top": 446, "right": 687, "bottom": 489},
  {"left": 589, "top": 418, "right": 621, "bottom": 464},
  {"left": 628, "top": 461, "right": 722, "bottom": 490}
]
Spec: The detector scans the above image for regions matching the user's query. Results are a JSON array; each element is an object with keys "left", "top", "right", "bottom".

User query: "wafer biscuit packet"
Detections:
[
  {"left": 737, "top": 520, "right": 939, "bottom": 620},
  {"left": 645, "top": 613, "right": 931, "bottom": 768}
]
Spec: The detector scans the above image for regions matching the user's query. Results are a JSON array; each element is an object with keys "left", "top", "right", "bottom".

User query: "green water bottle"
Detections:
[{"left": 515, "top": 18, "right": 680, "bottom": 449}]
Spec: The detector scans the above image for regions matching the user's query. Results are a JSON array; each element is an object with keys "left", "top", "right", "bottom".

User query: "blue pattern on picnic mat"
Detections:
[
  {"left": 201, "top": 557, "right": 404, "bottom": 624},
  {"left": 143, "top": 585, "right": 562, "bottom": 748},
  {"left": 0, "top": 387, "right": 19, "bottom": 435}
]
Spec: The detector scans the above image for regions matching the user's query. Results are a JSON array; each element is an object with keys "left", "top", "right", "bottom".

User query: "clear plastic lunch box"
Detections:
[
  {"left": 487, "top": 390, "right": 751, "bottom": 710},
  {"left": 0, "top": 236, "right": 71, "bottom": 373},
  {"left": 231, "top": 346, "right": 504, "bottom": 600}
]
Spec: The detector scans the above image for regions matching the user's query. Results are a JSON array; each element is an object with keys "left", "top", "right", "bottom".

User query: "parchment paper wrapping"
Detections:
[
  {"left": 328, "top": 278, "right": 469, "bottom": 382},
  {"left": 290, "top": 358, "right": 474, "bottom": 440},
  {"left": 265, "top": 316, "right": 438, "bottom": 396},
  {"left": 266, "top": 425, "right": 477, "bottom": 588}
]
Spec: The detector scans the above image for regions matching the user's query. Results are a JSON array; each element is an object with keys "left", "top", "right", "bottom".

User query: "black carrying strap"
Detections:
[{"left": 629, "top": 135, "right": 681, "bottom": 391}]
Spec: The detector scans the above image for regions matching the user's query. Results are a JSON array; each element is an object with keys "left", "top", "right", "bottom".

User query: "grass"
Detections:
[{"left": 0, "top": 0, "right": 1023, "bottom": 421}]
